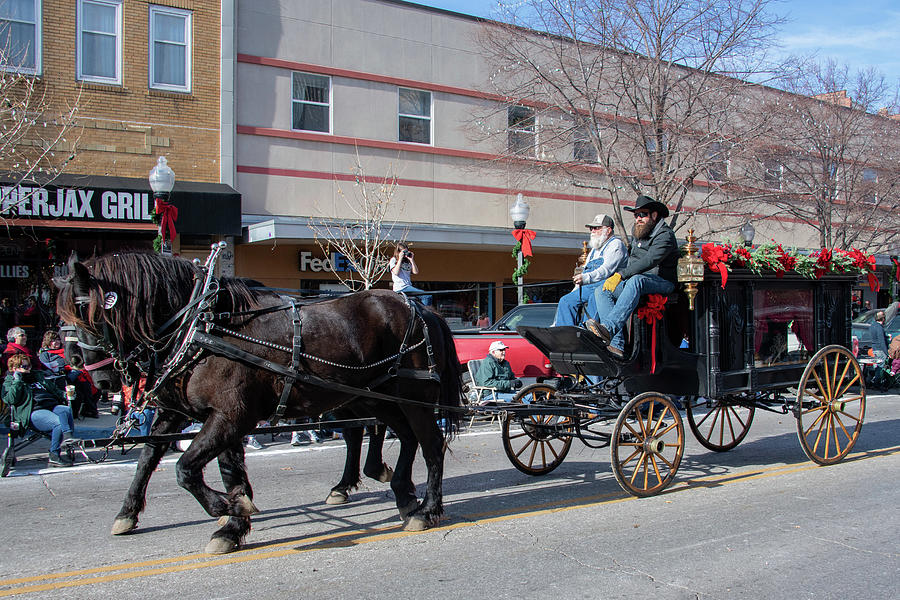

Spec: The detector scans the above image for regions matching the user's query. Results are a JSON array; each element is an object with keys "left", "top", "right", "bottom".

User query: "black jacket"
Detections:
[{"left": 618, "top": 218, "right": 679, "bottom": 283}]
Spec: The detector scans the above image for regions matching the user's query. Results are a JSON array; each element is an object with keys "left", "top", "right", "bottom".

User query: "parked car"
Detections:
[{"left": 453, "top": 303, "right": 557, "bottom": 379}]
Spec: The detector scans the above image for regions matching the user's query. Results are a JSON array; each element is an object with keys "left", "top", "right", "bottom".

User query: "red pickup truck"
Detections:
[{"left": 453, "top": 303, "right": 557, "bottom": 379}]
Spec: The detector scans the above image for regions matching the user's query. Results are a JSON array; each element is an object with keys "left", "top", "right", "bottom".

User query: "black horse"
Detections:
[
  {"left": 61, "top": 324, "right": 393, "bottom": 517},
  {"left": 56, "top": 251, "right": 462, "bottom": 553}
]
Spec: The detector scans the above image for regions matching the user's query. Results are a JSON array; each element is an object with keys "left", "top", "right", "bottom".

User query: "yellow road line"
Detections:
[{"left": 2, "top": 444, "right": 898, "bottom": 596}]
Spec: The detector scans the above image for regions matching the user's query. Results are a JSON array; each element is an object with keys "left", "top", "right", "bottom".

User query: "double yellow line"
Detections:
[{"left": 2, "top": 444, "right": 897, "bottom": 596}]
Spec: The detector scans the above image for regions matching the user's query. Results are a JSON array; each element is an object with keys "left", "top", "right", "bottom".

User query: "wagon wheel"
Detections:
[
  {"left": 611, "top": 392, "right": 684, "bottom": 497},
  {"left": 1, "top": 447, "right": 13, "bottom": 477},
  {"left": 796, "top": 345, "right": 866, "bottom": 465},
  {"left": 501, "top": 383, "right": 574, "bottom": 476},
  {"left": 686, "top": 396, "right": 755, "bottom": 452}
]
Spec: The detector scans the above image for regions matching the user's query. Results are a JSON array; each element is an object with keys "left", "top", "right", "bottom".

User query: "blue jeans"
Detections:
[
  {"left": 397, "top": 286, "right": 432, "bottom": 306},
  {"left": 554, "top": 283, "right": 602, "bottom": 327},
  {"left": 30, "top": 405, "right": 74, "bottom": 454},
  {"left": 594, "top": 274, "right": 674, "bottom": 350}
]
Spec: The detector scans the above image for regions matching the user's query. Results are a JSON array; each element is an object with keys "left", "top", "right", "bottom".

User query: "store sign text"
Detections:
[
  {"left": 298, "top": 251, "right": 354, "bottom": 272},
  {"left": 0, "top": 264, "right": 29, "bottom": 278},
  {"left": 0, "top": 186, "right": 154, "bottom": 222}
]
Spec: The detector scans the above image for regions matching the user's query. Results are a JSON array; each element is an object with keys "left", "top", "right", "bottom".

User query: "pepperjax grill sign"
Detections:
[{"left": 0, "top": 185, "right": 154, "bottom": 222}]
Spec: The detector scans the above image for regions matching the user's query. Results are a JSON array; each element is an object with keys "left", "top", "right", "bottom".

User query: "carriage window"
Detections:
[{"left": 753, "top": 288, "right": 813, "bottom": 367}]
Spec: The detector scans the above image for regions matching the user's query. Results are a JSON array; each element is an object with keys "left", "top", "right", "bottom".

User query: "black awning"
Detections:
[{"left": 0, "top": 172, "right": 242, "bottom": 236}]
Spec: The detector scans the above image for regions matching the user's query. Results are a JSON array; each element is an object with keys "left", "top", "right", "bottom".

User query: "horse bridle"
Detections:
[{"left": 71, "top": 293, "right": 144, "bottom": 385}]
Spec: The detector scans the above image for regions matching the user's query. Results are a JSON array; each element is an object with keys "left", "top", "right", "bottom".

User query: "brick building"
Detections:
[{"left": 0, "top": 0, "right": 240, "bottom": 341}]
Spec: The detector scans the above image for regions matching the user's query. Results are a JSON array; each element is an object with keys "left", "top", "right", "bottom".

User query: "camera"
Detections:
[{"left": 402, "top": 250, "right": 412, "bottom": 258}]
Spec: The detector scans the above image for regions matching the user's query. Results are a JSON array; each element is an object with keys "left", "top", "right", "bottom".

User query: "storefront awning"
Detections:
[
  {"left": 242, "top": 215, "right": 584, "bottom": 252},
  {"left": 0, "top": 173, "right": 242, "bottom": 236}
]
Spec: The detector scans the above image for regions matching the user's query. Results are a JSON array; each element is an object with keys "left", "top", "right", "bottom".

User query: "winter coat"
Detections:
[
  {"left": 618, "top": 219, "right": 679, "bottom": 284},
  {"left": 2, "top": 371, "right": 65, "bottom": 430},
  {"left": 476, "top": 355, "right": 516, "bottom": 395}
]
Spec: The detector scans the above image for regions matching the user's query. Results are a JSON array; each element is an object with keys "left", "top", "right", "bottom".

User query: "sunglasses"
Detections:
[
  {"left": 588, "top": 226, "right": 604, "bottom": 231},
  {"left": 633, "top": 211, "right": 651, "bottom": 218},
  {"left": 19, "top": 363, "right": 31, "bottom": 369}
]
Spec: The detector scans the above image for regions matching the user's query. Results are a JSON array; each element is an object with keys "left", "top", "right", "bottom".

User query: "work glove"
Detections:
[
  {"left": 603, "top": 272, "right": 622, "bottom": 292},
  {"left": 512, "top": 378, "right": 523, "bottom": 390}
]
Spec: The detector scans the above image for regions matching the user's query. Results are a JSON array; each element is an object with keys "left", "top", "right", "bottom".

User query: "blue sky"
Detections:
[{"left": 416, "top": 0, "right": 900, "bottom": 91}]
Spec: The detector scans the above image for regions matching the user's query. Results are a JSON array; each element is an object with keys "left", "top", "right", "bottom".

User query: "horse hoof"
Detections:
[
  {"left": 398, "top": 499, "right": 418, "bottom": 520},
  {"left": 205, "top": 537, "right": 238, "bottom": 555},
  {"left": 403, "top": 516, "right": 429, "bottom": 532},
  {"left": 377, "top": 464, "right": 393, "bottom": 483},
  {"left": 111, "top": 517, "right": 137, "bottom": 535},
  {"left": 217, "top": 515, "right": 231, "bottom": 526},
  {"left": 235, "top": 495, "right": 259, "bottom": 516},
  {"left": 325, "top": 490, "right": 349, "bottom": 505}
]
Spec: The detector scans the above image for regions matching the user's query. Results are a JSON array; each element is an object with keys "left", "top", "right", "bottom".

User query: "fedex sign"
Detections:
[{"left": 298, "top": 251, "right": 354, "bottom": 272}]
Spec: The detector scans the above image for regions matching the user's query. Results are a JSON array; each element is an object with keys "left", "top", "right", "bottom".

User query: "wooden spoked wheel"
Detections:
[
  {"left": 796, "top": 345, "right": 866, "bottom": 465},
  {"left": 686, "top": 396, "right": 755, "bottom": 452},
  {"left": 501, "top": 383, "right": 574, "bottom": 476},
  {"left": 611, "top": 392, "right": 685, "bottom": 497}
]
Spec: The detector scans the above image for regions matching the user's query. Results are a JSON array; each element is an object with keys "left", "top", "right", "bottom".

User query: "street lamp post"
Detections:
[
  {"left": 509, "top": 193, "right": 530, "bottom": 305},
  {"left": 149, "top": 156, "right": 176, "bottom": 255}
]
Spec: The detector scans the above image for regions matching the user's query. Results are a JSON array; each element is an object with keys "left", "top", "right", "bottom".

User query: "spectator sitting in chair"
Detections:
[
  {"left": 475, "top": 341, "right": 523, "bottom": 402},
  {"left": 2, "top": 327, "right": 43, "bottom": 375},
  {"left": 585, "top": 195, "right": 679, "bottom": 358},
  {"left": 553, "top": 214, "right": 627, "bottom": 328},
  {"left": 2, "top": 353, "right": 77, "bottom": 468},
  {"left": 38, "top": 330, "right": 99, "bottom": 418}
]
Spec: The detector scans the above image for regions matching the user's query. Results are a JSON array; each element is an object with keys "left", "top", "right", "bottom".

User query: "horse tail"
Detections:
[{"left": 423, "top": 308, "right": 463, "bottom": 439}]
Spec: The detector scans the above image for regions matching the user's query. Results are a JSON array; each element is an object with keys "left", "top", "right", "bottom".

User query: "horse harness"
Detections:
[{"left": 72, "top": 244, "right": 443, "bottom": 427}]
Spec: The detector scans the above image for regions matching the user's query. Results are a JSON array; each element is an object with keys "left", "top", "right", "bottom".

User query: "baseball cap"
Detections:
[{"left": 489, "top": 341, "right": 509, "bottom": 352}]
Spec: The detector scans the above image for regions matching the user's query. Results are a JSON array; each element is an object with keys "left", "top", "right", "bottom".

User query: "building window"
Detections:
[
  {"left": 706, "top": 141, "right": 729, "bottom": 182},
  {"left": 0, "top": 0, "right": 40, "bottom": 74},
  {"left": 292, "top": 72, "right": 330, "bottom": 133},
  {"left": 862, "top": 168, "right": 877, "bottom": 204},
  {"left": 573, "top": 126, "right": 597, "bottom": 162},
  {"left": 508, "top": 106, "right": 535, "bottom": 156},
  {"left": 77, "top": 0, "right": 122, "bottom": 84},
  {"left": 398, "top": 88, "right": 431, "bottom": 144},
  {"left": 764, "top": 160, "right": 783, "bottom": 190},
  {"left": 149, "top": 5, "right": 191, "bottom": 92}
]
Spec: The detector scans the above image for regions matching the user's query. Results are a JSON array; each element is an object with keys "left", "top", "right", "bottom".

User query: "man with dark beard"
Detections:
[
  {"left": 585, "top": 196, "right": 678, "bottom": 357},
  {"left": 553, "top": 214, "right": 627, "bottom": 327}
]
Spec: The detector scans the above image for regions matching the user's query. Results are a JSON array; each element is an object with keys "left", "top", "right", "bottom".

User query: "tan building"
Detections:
[
  {"left": 232, "top": 0, "right": 900, "bottom": 319},
  {"left": 0, "top": 0, "right": 241, "bottom": 339}
]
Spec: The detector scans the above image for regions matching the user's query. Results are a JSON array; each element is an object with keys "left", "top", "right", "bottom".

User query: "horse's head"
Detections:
[{"left": 54, "top": 253, "right": 152, "bottom": 392}]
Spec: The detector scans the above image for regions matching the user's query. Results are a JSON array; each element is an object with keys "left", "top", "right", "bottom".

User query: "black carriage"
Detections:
[{"left": 501, "top": 243, "right": 866, "bottom": 497}]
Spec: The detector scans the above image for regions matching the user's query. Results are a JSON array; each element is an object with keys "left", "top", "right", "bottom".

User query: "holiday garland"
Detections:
[
  {"left": 700, "top": 241, "right": 881, "bottom": 291},
  {"left": 511, "top": 240, "right": 531, "bottom": 280}
]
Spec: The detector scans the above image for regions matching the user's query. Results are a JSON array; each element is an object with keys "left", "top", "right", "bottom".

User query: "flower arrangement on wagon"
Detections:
[{"left": 700, "top": 240, "right": 880, "bottom": 292}]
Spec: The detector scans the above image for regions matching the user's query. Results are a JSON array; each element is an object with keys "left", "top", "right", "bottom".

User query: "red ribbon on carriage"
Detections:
[
  {"left": 701, "top": 244, "right": 730, "bottom": 288},
  {"left": 511, "top": 228, "right": 536, "bottom": 257},
  {"left": 154, "top": 198, "right": 179, "bottom": 241},
  {"left": 636, "top": 294, "right": 667, "bottom": 373}
]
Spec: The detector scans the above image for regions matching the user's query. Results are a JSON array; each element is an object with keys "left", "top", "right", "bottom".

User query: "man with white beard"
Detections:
[{"left": 552, "top": 214, "right": 627, "bottom": 328}]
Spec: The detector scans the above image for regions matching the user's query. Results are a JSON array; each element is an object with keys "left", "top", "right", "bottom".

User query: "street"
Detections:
[{"left": 1, "top": 392, "right": 898, "bottom": 599}]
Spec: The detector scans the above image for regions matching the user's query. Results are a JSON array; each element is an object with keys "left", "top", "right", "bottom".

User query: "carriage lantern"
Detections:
[{"left": 677, "top": 229, "right": 704, "bottom": 310}]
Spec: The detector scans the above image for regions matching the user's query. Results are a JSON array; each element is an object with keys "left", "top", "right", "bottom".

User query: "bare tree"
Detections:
[
  {"left": 309, "top": 153, "right": 407, "bottom": 290},
  {"left": 755, "top": 59, "right": 900, "bottom": 252},
  {"left": 0, "top": 41, "right": 81, "bottom": 224},
  {"left": 474, "top": 0, "right": 787, "bottom": 238}
]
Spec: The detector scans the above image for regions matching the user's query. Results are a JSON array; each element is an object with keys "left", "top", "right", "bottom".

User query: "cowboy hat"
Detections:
[{"left": 624, "top": 195, "right": 669, "bottom": 218}]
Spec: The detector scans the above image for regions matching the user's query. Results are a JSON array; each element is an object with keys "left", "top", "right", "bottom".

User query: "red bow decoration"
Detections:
[
  {"left": 636, "top": 294, "right": 667, "bottom": 373},
  {"left": 867, "top": 272, "right": 881, "bottom": 293},
  {"left": 155, "top": 198, "right": 179, "bottom": 241},
  {"left": 511, "top": 228, "right": 536, "bottom": 257},
  {"left": 701, "top": 244, "right": 731, "bottom": 288},
  {"left": 892, "top": 257, "right": 900, "bottom": 282}
]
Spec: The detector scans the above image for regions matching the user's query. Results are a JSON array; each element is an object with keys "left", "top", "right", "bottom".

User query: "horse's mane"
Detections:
[{"left": 57, "top": 252, "right": 261, "bottom": 344}]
